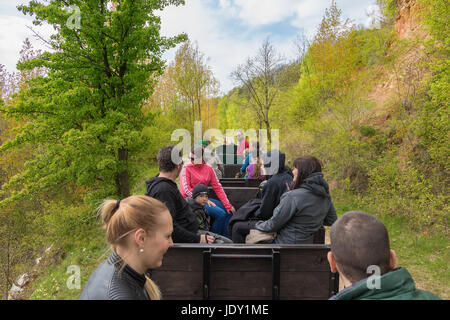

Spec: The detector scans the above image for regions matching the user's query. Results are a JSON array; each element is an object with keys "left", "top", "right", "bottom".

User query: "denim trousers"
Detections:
[{"left": 204, "top": 198, "right": 232, "bottom": 238}]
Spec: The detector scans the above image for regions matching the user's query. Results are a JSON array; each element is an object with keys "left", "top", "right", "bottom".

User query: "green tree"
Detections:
[
  {"left": 0, "top": 0, "right": 186, "bottom": 203},
  {"left": 172, "top": 40, "right": 219, "bottom": 126}
]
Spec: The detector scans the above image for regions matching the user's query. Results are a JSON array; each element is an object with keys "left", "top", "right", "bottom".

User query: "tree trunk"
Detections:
[{"left": 116, "top": 148, "right": 130, "bottom": 198}]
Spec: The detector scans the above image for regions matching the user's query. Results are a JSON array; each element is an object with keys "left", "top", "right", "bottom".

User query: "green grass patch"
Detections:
[
  {"left": 30, "top": 227, "right": 109, "bottom": 300},
  {"left": 333, "top": 190, "right": 450, "bottom": 299}
]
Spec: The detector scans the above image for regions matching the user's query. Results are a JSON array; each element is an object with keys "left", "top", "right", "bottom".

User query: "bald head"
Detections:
[{"left": 330, "top": 211, "right": 391, "bottom": 283}]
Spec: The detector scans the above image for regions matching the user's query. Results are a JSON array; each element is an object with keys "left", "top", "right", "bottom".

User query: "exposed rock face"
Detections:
[{"left": 394, "top": 0, "right": 427, "bottom": 40}]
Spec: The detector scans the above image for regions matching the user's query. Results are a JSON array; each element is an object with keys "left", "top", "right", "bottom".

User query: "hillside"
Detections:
[{"left": 1, "top": 0, "right": 448, "bottom": 300}]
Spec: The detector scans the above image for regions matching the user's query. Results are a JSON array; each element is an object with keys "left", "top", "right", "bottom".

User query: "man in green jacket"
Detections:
[{"left": 328, "top": 211, "right": 441, "bottom": 300}]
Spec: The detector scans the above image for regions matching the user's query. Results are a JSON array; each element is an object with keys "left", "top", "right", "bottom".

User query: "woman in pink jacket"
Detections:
[{"left": 180, "top": 146, "right": 236, "bottom": 238}]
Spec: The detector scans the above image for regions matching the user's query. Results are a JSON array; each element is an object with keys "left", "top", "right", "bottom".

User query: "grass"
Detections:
[
  {"left": 29, "top": 227, "right": 108, "bottom": 300},
  {"left": 332, "top": 190, "right": 449, "bottom": 299}
]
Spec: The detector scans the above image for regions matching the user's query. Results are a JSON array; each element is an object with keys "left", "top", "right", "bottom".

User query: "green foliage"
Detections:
[
  {"left": 378, "top": 0, "right": 399, "bottom": 19},
  {"left": 0, "top": 0, "right": 186, "bottom": 205}
]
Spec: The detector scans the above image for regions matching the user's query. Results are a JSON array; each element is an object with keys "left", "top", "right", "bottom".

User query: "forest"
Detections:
[{"left": 0, "top": 0, "right": 448, "bottom": 299}]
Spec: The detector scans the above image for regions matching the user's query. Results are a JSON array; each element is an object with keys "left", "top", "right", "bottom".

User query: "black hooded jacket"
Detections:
[
  {"left": 254, "top": 151, "right": 293, "bottom": 220},
  {"left": 145, "top": 176, "right": 200, "bottom": 243}
]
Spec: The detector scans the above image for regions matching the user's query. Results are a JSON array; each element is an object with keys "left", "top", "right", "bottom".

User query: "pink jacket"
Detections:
[{"left": 180, "top": 163, "right": 233, "bottom": 211}]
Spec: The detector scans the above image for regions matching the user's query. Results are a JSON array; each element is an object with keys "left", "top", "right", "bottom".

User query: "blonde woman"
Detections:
[{"left": 79, "top": 195, "right": 173, "bottom": 300}]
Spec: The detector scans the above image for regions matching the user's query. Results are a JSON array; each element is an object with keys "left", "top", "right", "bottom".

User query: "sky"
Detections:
[{"left": 0, "top": 0, "right": 381, "bottom": 93}]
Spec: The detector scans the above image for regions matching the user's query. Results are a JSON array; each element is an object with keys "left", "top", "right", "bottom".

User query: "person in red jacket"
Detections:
[
  {"left": 180, "top": 146, "right": 236, "bottom": 237},
  {"left": 236, "top": 129, "right": 249, "bottom": 155}
]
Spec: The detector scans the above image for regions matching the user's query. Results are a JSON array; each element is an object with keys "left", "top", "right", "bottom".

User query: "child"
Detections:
[
  {"left": 186, "top": 184, "right": 211, "bottom": 231},
  {"left": 186, "top": 184, "right": 233, "bottom": 243}
]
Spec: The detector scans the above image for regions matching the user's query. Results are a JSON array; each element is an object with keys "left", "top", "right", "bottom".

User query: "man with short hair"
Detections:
[
  {"left": 145, "top": 145, "right": 215, "bottom": 244},
  {"left": 328, "top": 211, "right": 441, "bottom": 300}
]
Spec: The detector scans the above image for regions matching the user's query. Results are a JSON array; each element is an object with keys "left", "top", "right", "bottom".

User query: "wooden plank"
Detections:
[
  {"left": 150, "top": 244, "right": 337, "bottom": 300},
  {"left": 209, "top": 186, "right": 260, "bottom": 209},
  {"left": 223, "top": 164, "right": 243, "bottom": 177},
  {"left": 279, "top": 272, "right": 331, "bottom": 299},
  {"left": 152, "top": 271, "right": 203, "bottom": 300},
  {"left": 219, "top": 178, "right": 263, "bottom": 188}
]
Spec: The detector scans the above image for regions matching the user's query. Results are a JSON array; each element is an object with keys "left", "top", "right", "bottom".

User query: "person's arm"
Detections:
[
  {"left": 208, "top": 167, "right": 233, "bottom": 211},
  {"left": 179, "top": 165, "right": 193, "bottom": 198},
  {"left": 255, "top": 193, "right": 297, "bottom": 233},
  {"left": 240, "top": 153, "right": 251, "bottom": 173},
  {"left": 323, "top": 199, "right": 338, "bottom": 226},
  {"left": 255, "top": 181, "right": 281, "bottom": 220}
]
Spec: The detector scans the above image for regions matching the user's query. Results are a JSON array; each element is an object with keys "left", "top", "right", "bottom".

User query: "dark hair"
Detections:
[
  {"left": 191, "top": 145, "right": 204, "bottom": 163},
  {"left": 330, "top": 211, "right": 391, "bottom": 283},
  {"left": 157, "top": 145, "right": 181, "bottom": 172},
  {"left": 290, "top": 155, "right": 322, "bottom": 190}
]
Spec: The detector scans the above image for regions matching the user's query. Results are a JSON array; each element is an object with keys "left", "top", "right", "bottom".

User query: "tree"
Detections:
[
  {"left": 172, "top": 40, "right": 219, "bottom": 126},
  {"left": 0, "top": 0, "right": 186, "bottom": 204},
  {"left": 231, "top": 38, "right": 284, "bottom": 143}
]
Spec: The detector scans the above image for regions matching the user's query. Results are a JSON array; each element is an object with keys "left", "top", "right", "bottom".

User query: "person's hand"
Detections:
[
  {"left": 207, "top": 200, "right": 216, "bottom": 207},
  {"left": 227, "top": 207, "right": 236, "bottom": 215},
  {"left": 200, "top": 234, "right": 215, "bottom": 244}
]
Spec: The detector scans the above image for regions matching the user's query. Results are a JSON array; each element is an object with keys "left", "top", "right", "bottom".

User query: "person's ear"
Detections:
[
  {"left": 327, "top": 251, "right": 339, "bottom": 273},
  {"left": 389, "top": 249, "right": 396, "bottom": 270},
  {"left": 134, "top": 228, "right": 147, "bottom": 248}
]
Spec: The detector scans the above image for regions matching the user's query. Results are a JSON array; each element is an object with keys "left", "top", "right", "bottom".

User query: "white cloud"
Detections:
[
  {"left": 0, "top": 14, "right": 54, "bottom": 73},
  {"left": 232, "top": 0, "right": 299, "bottom": 26},
  {"left": 1, "top": 0, "right": 381, "bottom": 93}
]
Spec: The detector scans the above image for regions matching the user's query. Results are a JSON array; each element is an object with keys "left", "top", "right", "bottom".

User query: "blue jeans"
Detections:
[{"left": 204, "top": 198, "right": 232, "bottom": 238}]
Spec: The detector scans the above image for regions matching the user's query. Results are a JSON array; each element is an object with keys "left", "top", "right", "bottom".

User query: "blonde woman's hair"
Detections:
[{"left": 98, "top": 195, "right": 169, "bottom": 300}]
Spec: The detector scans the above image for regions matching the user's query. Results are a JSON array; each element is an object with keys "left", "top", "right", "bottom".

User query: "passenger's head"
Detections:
[
  {"left": 262, "top": 150, "right": 285, "bottom": 175},
  {"left": 328, "top": 211, "right": 396, "bottom": 284},
  {"left": 157, "top": 145, "right": 182, "bottom": 174},
  {"left": 291, "top": 155, "right": 322, "bottom": 190},
  {"left": 236, "top": 129, "right": 244, "bottom": 142},
  {"left": 192, "top": 184, "right": 209, "bottom": 206},
  {"left": 100, "top": 195, "right": 174, "bottom": 271},
  {"left": 190, "top": 145, "right": 204, "bottom": 165}
]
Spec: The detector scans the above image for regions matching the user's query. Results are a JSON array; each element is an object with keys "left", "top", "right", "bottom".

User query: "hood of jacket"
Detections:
[
  {"left": 300, "top": 172, "right": 330, "bottom": 197},
  {"left": 145, "top": 175, "right": 176, "bottom": 194},
  {"left": 263, "top": 150, "right": 287, "bottom": 175}
]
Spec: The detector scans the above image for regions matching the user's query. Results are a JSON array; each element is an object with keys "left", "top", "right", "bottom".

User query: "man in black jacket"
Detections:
[
  {"left": 145, "top": 145, "right": 215, "bottom": 244},
  {"left": 255, "top": 150, "right": 293, "bottom": 220},
  {"left": 230, "top": 150, "right": 293, "bottom": 243}
]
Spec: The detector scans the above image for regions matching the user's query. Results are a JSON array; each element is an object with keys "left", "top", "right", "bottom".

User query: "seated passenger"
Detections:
[
  {"left": 230, "top": 150, "right": 293, "bottom": 243},
  {"left": 254, "top": 155, "right": 337, "bottom": 244},
  {"left": 146, "top": 145, "right": 217, "bottom": 244},
  {"left": 236, "top": 129, "right": 249, "bottom": 156},
  {"left": 180, "top": 146, "right": 236, "bottom": 238},
  {"left": 328, "top": 211, "right": 442, "bottom": 300},
  {"left": 201, "top": 140, "right": 225, "bottom": 179},
  {"left": 79, "top": 195, "right": 172, "bottom": 300},
  {"left": 186, "top": 184, "right": 232, "bottom": 243},
  {"left": 241, "top": 142, "right": 265, "bottom": 180},
  {"left": 246, "top": 149, "right": 265, "bottom": 180}
]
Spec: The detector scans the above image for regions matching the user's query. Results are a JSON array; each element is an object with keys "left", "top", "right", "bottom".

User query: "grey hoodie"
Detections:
[{"left": 255, "top": 172, "right": 337, "bottom": 244}]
